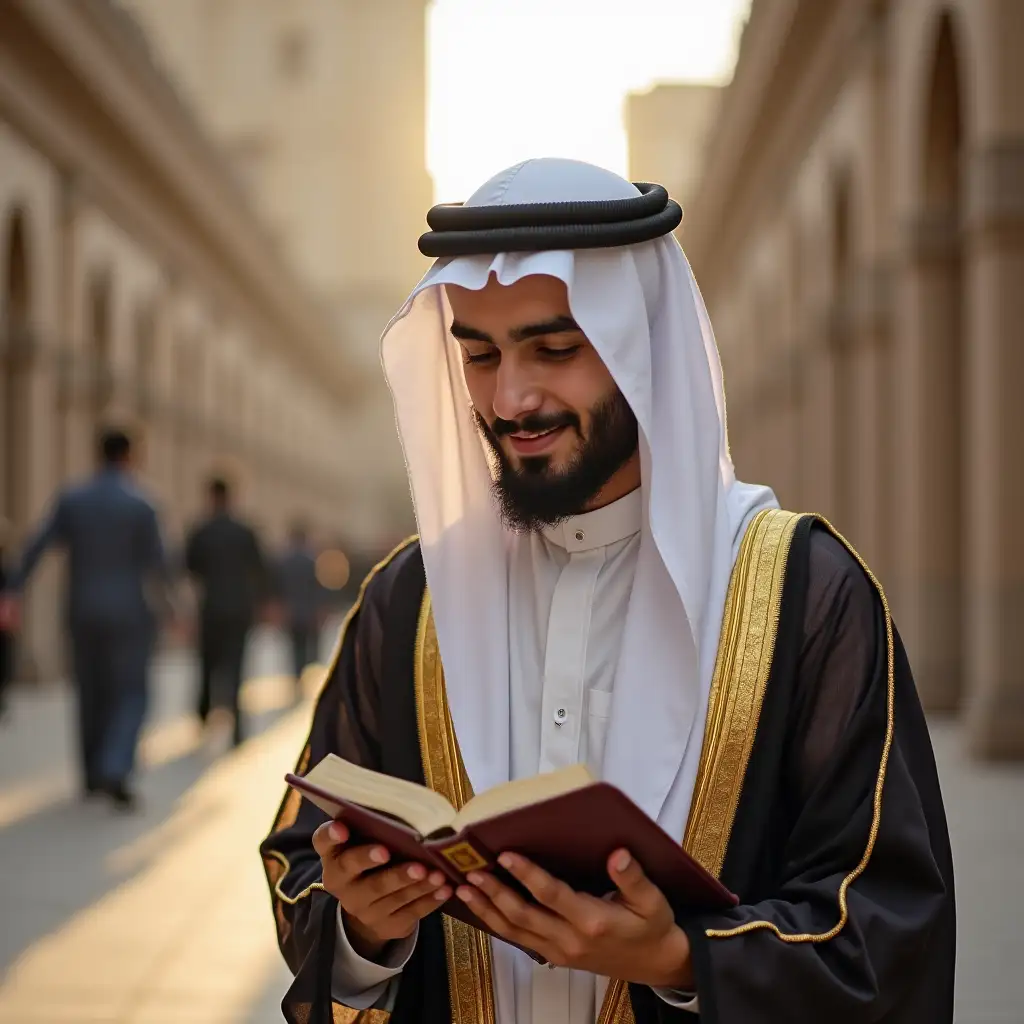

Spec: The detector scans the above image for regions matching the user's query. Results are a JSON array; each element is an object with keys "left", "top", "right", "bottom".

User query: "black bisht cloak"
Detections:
[{"left": 261, "top": 514, "right": 955, "bottom": 1023}]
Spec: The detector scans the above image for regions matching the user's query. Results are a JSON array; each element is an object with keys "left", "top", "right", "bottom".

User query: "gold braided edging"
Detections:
[
  {"left": 262, "top": 535, "right": 421, "bottom": 909},
  {"left": 684, "top": 509, "right": 801, "bottom": 877},
  {"left": 415, "top": 593, "right": 497, "bottom": 1024},
  {"left": 705, "top": 515, "right": 896, "bottom": 943},
  {"left": 331, "top": 1008, "right": 392, "bottom": 1023},
  {"left": 595, "top": 508, "right": 804, "bottom": 1024}
]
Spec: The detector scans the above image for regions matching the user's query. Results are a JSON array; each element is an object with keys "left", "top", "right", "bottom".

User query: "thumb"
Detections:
[{"left": 608, "top": 849, "right": 663, "bottom": 917}]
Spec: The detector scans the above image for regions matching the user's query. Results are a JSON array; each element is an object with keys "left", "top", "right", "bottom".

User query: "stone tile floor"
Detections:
[{"left": 0, "top": 635, "right": 1019, "bottom": 1023}]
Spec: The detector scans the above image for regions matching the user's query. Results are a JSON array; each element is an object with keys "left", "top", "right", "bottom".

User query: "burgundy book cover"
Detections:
[{"left": 285, "top": 773, "right": 737, "bottom": 949}]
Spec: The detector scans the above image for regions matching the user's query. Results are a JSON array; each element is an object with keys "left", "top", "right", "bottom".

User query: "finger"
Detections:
[
  {"left": 497, "top": 853, "right": 585, "bottom": 921},
  {"left": 608, "top": 849, "right": 664, "bottom": 917},
  {"left": 456, "top": 884, "right": 550, "bottom": 955},
  {"left": 465, "top": 870, "right": 567, "bottom": 944},
  {"left": 366, "top": 867, "right": 447, "bottom": 914},
  {"left": 385, "top": 886, "right": 456, "bottom": 935},
  {"left": 331, "top": 842, "right": 391, "bottom": 884},
  {"left": 372, "top": 875, "right": 452, "bottom": 921},
  {"left": 348, "top": 860, "right": 438, "bottom": 906},
  {"left": 311, "top": 820, "right": 349, "bottom": 858}
]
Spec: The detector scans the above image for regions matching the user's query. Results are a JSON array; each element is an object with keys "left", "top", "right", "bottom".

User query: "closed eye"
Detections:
[
  {"left": 464, "top": 350, "right": 498, "bottom": 365},
  {"left": 536, "top": 345, "right": 581, "bottom": 360}
]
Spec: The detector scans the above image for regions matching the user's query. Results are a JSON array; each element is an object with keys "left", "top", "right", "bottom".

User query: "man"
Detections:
[
  {"left": 184, "top": 476, "right": 268, "bottom": 747},
  {"left": 275, "top": 521, "right": 327, "bottom": 695},
  {"left": 261, "top": 160, "right": 954, "bottom": 1023},
  {"left": 0, "top": 429, "right": 171, "bottom": 808}
]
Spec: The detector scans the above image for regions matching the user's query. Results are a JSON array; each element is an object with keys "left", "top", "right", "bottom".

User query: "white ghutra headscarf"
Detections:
[{"left": 380, "top": 157, "right": 777, "bottom": 846}]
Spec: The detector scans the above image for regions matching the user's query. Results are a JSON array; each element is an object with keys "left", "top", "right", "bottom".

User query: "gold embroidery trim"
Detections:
[
  {"left": 684, "top": 508, "right": 802, "bottom": 876},
  {"left": 415, "top": 591, "right": 497, "bottom": 1024},
  {"left": 704, "top": 515, "right": 897, "bottom": 943},
  {"left": 331, "top": 1010, "right": 392, "bottom": 1024},
  {"left": 262, "top": 535, "right": 420, "bottom": 910},
  {"left": 595, "top": 507, "right": 803, "bottom": 1024}
]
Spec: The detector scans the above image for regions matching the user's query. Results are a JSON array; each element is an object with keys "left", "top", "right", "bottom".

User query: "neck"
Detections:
[{"left": 583, "top": 450, "right": 641, "bottom": 512}]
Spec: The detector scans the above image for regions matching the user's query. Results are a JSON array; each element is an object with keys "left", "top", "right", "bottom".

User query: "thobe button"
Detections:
[
  {"left": 574, "top": 529, "right": 585, "bottom": 541},
  {"left": 554, "top": 707, "right": 567, "bottom": 725}
]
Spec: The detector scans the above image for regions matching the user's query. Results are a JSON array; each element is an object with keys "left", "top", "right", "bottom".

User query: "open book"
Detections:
[
  {"left": 296, "top": 754, "right": 597, "bottom": 839},
  {"left": 286, "top": 754, "right": 737, "bottom": 947}
]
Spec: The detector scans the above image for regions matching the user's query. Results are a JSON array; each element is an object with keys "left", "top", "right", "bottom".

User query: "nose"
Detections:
[{"left": 491, "top": 358, "right": 543, "bottom": 423}]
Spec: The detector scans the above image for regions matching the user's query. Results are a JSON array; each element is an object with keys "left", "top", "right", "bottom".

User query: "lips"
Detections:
[{"left": 507, "top": 425, "right": 567, "bottom": 456}]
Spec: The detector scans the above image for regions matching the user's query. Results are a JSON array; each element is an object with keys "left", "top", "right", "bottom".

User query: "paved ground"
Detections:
[{"left": 0, "top": 634, "right": 1020, "bottom": 1023}]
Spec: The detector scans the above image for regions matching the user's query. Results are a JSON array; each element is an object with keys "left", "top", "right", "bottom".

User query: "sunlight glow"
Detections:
[{"left": 427, "top": 0, "right": 751, "bottom": 203}]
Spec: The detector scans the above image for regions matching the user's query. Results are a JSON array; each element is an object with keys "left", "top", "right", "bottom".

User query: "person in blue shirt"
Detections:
[{"left": 1, "top": 428, "right": 173, "bottom": 809}]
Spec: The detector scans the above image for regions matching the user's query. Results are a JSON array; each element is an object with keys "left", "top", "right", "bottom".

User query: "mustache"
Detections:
[{"left": 489, "top": 411, "right": 579, "bottom": 439}]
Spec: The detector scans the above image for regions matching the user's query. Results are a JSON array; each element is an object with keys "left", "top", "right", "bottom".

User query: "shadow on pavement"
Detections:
[{"left": 0, "top": 699, "right": 296, "bottom": 981}]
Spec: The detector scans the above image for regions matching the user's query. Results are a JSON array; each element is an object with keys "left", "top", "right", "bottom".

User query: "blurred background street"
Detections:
[{"left": 1, "top": 0, "right": 1022, "bottom": 1020}]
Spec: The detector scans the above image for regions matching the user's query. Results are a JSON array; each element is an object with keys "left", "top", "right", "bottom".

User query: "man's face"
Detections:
[{"left": 446, "top": 273, "right": 639, "bottom": 531}]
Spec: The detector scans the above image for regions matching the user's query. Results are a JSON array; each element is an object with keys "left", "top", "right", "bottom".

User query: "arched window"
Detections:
[
  {"left": 2, "top": 207, "right": 31, "bottom": 528},
  {"left": 86, "top": 269, "right": 113, "bottom": 421},
  {"left": 134, "top": 301, "right": 159, "bottom": 419}
]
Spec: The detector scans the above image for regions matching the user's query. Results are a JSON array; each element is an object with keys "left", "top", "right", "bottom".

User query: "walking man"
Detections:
[
  {"left": 275, "top": 520, "right": 326, "bottom": 697},
  {"left": 184, "top": 476, "right": 269, "bottom": 747},
  {"left": 0, "top": 428, "right": 172, "bottom": 808}
]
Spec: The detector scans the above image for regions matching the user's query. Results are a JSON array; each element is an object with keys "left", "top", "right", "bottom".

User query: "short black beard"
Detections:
[{"left": 475, "top": 390, "right": 639, "bottom": 533}]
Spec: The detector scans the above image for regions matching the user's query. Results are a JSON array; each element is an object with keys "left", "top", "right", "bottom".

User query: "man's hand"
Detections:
[
  {"left": 457, "top": 848, "right": 694, "bottom": 990},
  {"left": 312, "top": 820, "right": 452, "bottom": 962}
]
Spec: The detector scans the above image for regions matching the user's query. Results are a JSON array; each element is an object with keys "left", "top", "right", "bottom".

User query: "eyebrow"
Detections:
[{"left": 449, "top": 315, "right": 582, "bottom": 345}]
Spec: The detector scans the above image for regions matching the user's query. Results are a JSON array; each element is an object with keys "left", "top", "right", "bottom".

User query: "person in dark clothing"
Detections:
[
  {"left": 275, "top": 521, "right": 328, "bottom": 697},
  {"left": 184, "top": 476, "right": 269, "bottom": 746},
  {"left": 0, "top": 429, "right": 173, "bottom": 809}
]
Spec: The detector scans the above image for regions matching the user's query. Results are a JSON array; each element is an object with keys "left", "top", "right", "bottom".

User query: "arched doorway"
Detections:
[
  {"left": 918, "top": 11, "right": 966, "bottom": 709},
  {"left": 86, "top": 270, "right": 113, "bottom": 441},
  {"left": 2, "top": 207, "right": 32, "bottom": 535},
  {"left": 133, "top": 301, "right": 157, "bottom": 487},
  {"left": 829, "top": 169, "right": 856, "bottom": 533}
]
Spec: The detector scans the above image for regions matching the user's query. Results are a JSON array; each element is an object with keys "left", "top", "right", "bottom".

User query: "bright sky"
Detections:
[{"left": 427, "top": 0, "right": 752, "bottom": 204}]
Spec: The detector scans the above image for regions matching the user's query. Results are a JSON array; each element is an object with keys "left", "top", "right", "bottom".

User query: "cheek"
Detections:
[
  {"left": 559, "top": 357, "right": 616, "bottom": 418},
  {"left": 463, "top": 369, "right": 496, "bottom": 419}
]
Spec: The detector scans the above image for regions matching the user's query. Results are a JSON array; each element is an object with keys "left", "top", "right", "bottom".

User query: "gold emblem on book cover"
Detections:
[{"left": 440, "top": 841, "right": 489, "bottom": 873}]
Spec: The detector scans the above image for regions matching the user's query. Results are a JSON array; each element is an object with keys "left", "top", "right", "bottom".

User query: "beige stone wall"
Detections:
[
  {"left": 625, "top": 83, "right": 720, "bottom": 219},
  {"left": 660, "top": 0, "right": 1024, "bottom": 758},
  {"left": 121, "top": 0, "right": 433, "bottom": 539},
  {"left": 0, "top": 0, "right": 380, "bottom": 682}
]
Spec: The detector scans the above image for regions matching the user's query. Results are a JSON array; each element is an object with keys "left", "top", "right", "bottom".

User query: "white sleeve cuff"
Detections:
[
  {"left": 330, "top": 906, "right": 418, "bottom": 1009},
  {"left": 651, "top": 986, "right": 699, "bottom": 1013}
]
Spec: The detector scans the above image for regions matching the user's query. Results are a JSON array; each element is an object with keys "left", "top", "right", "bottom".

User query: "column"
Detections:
[
  {"left": 846, "top": 261, "right": 893, "bottom": 576},
  {"left": 962, "top": 141, "right": 1024, "bottom": 756},
  {"left": 800, "top": 303, "right": 840, "bottom": 523},
  {"left": 891, "top": 211, "right": 963, "bottom": 711}
]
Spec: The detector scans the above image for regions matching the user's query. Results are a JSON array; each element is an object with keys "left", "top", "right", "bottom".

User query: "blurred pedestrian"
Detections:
[
  {"left": 0, "top": 428, "right": 174, "bottom": 809},
  {"left": 184, "top": 476, "right": 269, "bottom": 746},
  {"left": 275, "top": 520, "right": 327, "bottom": 698}
]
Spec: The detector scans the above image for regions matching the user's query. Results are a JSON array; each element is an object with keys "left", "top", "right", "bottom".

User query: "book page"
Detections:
[
  {"left": 303, "top": 754, "right": 458, "bottom": 837},
  {"left": 450, "top": 763, "right": 596, "bottom": 831}
]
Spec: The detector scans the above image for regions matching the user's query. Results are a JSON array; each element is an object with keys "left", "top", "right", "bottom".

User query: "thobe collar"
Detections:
[{"left": 540, "top": 487, "right": 642, "bottom": 553}]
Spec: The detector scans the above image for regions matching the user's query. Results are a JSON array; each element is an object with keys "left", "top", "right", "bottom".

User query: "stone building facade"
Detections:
[
  {"left": 121, "top": 0, "right": 434, "bottom": 531},
  {"left": 625, "top": 82, "right": 720, "bottom": 225},
  {"left": 0, "top": 1, "right": 371, "bottom": 680},
  {"left": 679, "top": 0, "right": 1023, "bottom": 756}
]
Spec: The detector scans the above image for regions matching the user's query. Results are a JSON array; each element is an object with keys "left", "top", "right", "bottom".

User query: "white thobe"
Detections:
[{"left": 332, "top": 489, "right": 697, "bottom": 1020}]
